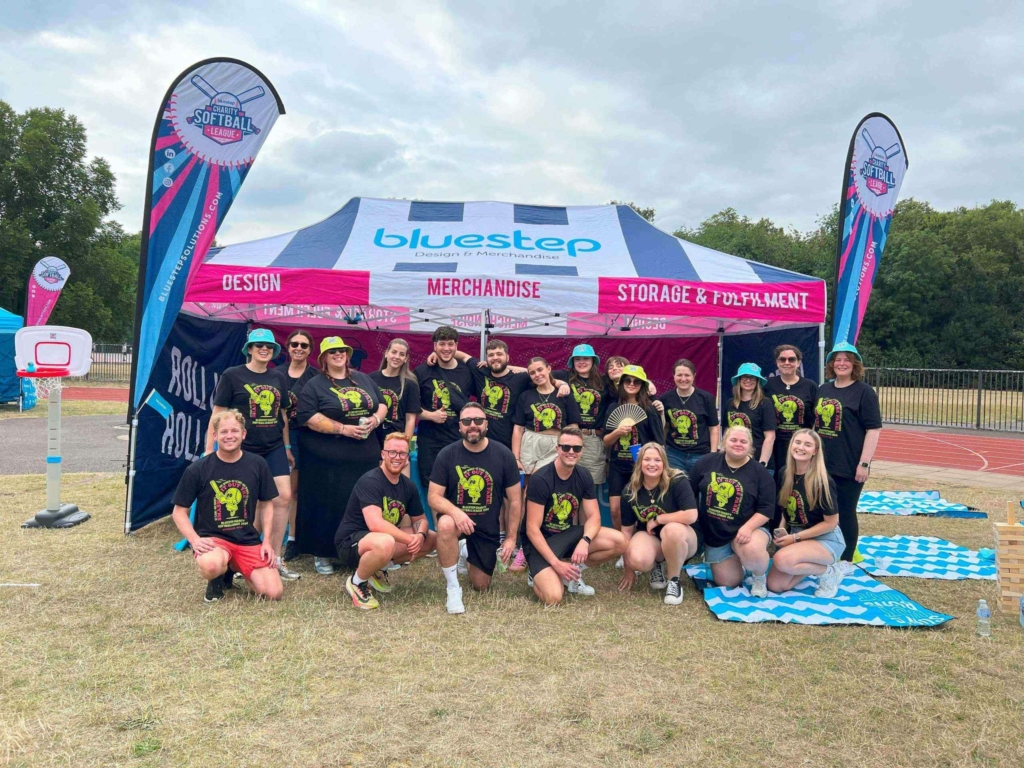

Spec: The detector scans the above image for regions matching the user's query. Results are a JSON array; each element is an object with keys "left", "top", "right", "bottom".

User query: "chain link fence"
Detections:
[{"left": 866, "top": 367, "right": 1024, "bottom": 432}]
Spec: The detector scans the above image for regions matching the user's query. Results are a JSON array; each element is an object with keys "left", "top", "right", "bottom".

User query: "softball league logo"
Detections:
[
  {"left": 858, "top": 128, "right": 900, "bottom": 198},
  {"left": 186, "top": 74, "right": 264, "bottom": 146},
  {"left": 32, "top": 257, "right": 70, "bottom": 291}
]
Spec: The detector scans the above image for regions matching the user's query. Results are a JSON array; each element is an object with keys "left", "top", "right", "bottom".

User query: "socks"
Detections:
[
  {"left": 287, "top": 535, "right": 296, "bottom": 543},
  {"left": 442, "top": 564, "right": 459, "bottom": 589},
  {"left": 352, "top": 573, "right": 367, "bottom": 586}
]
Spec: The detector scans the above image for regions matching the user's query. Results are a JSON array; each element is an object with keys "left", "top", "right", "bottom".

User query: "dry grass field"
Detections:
[
  {"left": 2, "top": 473, "right": 1022, "bottom": 767},
  {"left": 875, "top": 386, "right": 1023, "bottom": 431},
  {"left": 0, "top": 400, "right": 126, "bottom": 420}
]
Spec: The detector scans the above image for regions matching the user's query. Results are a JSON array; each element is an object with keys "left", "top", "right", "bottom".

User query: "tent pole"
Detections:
[
  {"left": 716, "top": 326, "right": 724, "bottom": 411},
  {"left": 818, "top": 323, "right": 826, "bottom": 384},
  {"left": 124, "top": 410, "right": 138, "bottom": 534},
  {"left": 480, "top": 308, "right": 487, "bottom": 358}
]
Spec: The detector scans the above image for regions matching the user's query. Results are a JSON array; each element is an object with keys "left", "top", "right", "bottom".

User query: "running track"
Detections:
[
  {"left": 58, "top": 388, "right": 1022, "bottom": 476},
  {"left": 875, "top": 428, "right": 1023, "bottom": 476}
]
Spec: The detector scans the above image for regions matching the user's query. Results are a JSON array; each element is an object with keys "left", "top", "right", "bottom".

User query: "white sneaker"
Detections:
[
  {"left": 446, "top": 585, "right": 466, "bottom": 614},
  {"left": 814, "top": 564, "right": 843, "bottom": 598},
  {"left": 277, "top": 559, "right": 301, "bottom": 581},
  {"left": 457, "top": 540, "right": 469, "bottom": 576},
  {"left": 749, "top": 573, "right": 768, "bottom": 598},
  {"left": 615, "top": 555, "right": 624, "bottom": 569},
  {"left": 565, "top": 573, "right": 596, "bottom": 596},
  {"left": 664, "top": 577, "right": 684, "bottom": 605},
  {"left": 385, "top": 561, "right": 402, "bottom": 572},
  {"left": 649, "top": 561, "right": 667, "bottom": 589},
  {"left": 527, "top": 573, "right": 534, "bottom": 588},
  {"left": 314, "top": 557, "right": 335, "bottom": 575},
  {"left": 836, "top": 560, "right": 857, "bottom": 576}
]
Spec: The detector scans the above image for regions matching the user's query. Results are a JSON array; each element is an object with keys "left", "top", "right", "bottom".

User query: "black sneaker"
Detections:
[
  {"left": 222, "top": 569, "right": 235, "bottom": 590},
  {"left": 204, "top": 578, "right": 225, "bottom": 603},
  {"left": 663, "top": 577, "right": 683, "bottom": 606},
  {"left": 283, "top": 539, "right": 300, "bottom": 562}
]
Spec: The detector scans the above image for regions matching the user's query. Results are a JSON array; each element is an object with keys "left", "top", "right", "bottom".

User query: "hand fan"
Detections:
[{"left": 606, "top": 403, "right": 647, "bottom": 430}]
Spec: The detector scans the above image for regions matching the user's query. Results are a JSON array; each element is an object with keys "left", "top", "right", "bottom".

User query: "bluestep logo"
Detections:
[
  {"left": 185, "top": 74, "right": 265, "bottom": 146},
  {"left": 373, "top": 228, "right": 600, "bottom": 257},
  {"left": 859, "top": 128, "right": 901, "bottom": 197}
]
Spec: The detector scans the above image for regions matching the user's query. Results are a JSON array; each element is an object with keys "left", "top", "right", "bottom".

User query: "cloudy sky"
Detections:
[{"left": 1, "top": 1, "right": 1020, "bottom": 244}]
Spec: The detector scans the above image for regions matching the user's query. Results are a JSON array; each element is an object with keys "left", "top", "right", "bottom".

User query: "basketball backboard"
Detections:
[{"left": 15, "top": 326, "right": 93, "bottom": 377}]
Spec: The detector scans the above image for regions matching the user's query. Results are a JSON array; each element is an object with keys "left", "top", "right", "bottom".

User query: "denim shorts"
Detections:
[
  {"left": 704, "top": 527, "right": 772, "bottom": 564},
  {"left": 665, "top": 446, "right": 705, "bottom": 475},
  {"left": 792, "top": 526, "right": 846, "bottom": 564}
]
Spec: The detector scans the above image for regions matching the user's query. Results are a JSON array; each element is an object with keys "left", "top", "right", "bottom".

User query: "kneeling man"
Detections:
[
  {"left": 335, "top": 433, "right": 437, "bottom": 610},
  {"left": 172, "top": 409, "right": 282, "bottom": 602},
  {"left": 429, "top": 403, "right": 522, "bottom": 614},
  {"left": 525, "top": 426, "right": 626, "bottom": 605}
]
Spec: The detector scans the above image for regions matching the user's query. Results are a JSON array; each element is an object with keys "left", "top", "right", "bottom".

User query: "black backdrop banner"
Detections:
[
  {"left": 720, "top": 327, "right": 820, "bottom": 409},
  {"left": 127, "top": 314, "right": 247, "bottom": 532}
]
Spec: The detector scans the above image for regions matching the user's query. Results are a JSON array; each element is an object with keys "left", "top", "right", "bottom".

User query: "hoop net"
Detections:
[{"left": 18, "top": 367, "right": 69, "bottom": 400}]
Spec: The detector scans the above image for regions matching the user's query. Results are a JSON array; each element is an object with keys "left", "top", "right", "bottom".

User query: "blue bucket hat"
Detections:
[
  {"left": 242, "top": 328, "right": 281, "bottom": 358},
  {"left": 731, "top": 362, "right": 767, "bottom": 386},
  {"left": 826, "top": 341, "right": 862, "bottom": 364},
  {"left": 568, "top": 343, "right": 600, "bottom": 367}
]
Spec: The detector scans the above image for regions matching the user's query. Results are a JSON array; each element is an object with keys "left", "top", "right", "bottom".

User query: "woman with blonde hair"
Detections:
[
  {"left": 768, "top": 429, "right": 845, "bottom": 598},
  {"left": 689, "top": 424, "right": 776, "bottom": 597},
  {"left": 723, "top": 363, "right": 776, "bottom": 469},
  {"left": 370, "top": 338, "right": 421, "bottom": 475},
  {"left": 617, "top": 443, "right": 699, "bottom": 605}
]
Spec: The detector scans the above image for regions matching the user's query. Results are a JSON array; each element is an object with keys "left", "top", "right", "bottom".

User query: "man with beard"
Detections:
[
  {"left": 428, "top": 403, "right": 523, "bottom": 614},
  {"left": 413, "top": 326, "right": 479, "bottom": 490}
]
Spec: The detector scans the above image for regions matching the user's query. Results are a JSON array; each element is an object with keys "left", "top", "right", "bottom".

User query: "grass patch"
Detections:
[
  {"left": 1, "top": 472, "right": 1022, "bottom": 766},
  {"left": 0, "top": 400, "right": 127, "bottom": 420}
]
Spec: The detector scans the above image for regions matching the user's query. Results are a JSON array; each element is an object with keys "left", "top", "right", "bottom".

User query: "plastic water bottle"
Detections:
[{"left": 976, "top": 599, "right": 991, "bottom": 637}]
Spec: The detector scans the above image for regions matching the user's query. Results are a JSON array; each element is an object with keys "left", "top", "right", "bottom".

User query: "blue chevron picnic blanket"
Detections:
[
  {"left": 683, "top": 563, "right": 952, "bottom": 626},
  {"left": 857, "top": 491, "right": 985, "bottom": 518},
  {"left": 857, "top": 535, "right": 996, "bottom": 580}
]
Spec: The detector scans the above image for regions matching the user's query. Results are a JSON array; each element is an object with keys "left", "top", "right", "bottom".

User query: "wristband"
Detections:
[
  {"left": 285, "top": 444, "right": 291, "bottom": 450},
  {"left": 582, "top": 535, "right": 592, "bottom": 544},
  {"left": 417, "top": 531, "right": 427, "bottom": 539}
]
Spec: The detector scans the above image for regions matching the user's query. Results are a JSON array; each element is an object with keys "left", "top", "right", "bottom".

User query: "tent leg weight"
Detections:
[{"left": 22, "top": 503, "right": 91, "bottom": 529}]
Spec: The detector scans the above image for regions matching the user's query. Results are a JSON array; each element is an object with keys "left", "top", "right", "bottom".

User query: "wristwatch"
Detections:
[
  {"left": 859, "top": 461, "right": 871, "bottom": 469},
  {"left": 582, "top": 535, "right": 592, "bottom": 545}
]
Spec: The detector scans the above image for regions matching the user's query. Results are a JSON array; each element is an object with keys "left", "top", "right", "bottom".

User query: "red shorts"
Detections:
[{"left": 195, "top": 538, "right": 272, "bottom": 579}]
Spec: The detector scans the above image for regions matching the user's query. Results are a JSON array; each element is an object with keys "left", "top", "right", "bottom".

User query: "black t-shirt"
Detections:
[
  {"left": 213, "top": 365, "right": 290, "bottom": 453},
  {"left": 472, "top": 369, "right": 532, "bottom": 448},
  {"left": 429, "top": 439, "right": 519, "bottom": 536},
  {"left": 659, "top": 388, "right": 719, "bottom": 454},
  {"left": 284, "top": 365, "right": 321, "bottom": 427},
  {"left": 513, "top": 388, "right": 581, "bottom": 433},
  {"left": 723, "top": 398, "right": 777, "bottom": 456},
  {"left": 621, "top": 474, "right": 697, "bottom": 528},
  {"left": 414, "top": 360, "right": 478, "bottom": 448},
  {"left": 602, "top": 402, "right": 665, "bottom": 471},
  {"left": 295, "top": 370, "right": 385, "bottom": 462},
  {"left": 778, "top": 473, "right": 838, "bottom": 530},
  {"left": 690, "top": 452, "right": 776, "bottom": 547},
  {"left": 553, "top": 370, "right": 614, "bottom": 430},
  {"left": 814, "top": 380, "right": 883, "bottom": 479},
  {"left": 335, "top": 466, "right": 426, "bottom": 545},
  {"left": 526, "top": 461, "right": 597, "bottom": 538},
  {"left": 764, "top": 376, "right": 818, "bottom": 444},
  {"left": 172, "top": 451, "right": 278, "bottom": 546},
  {"left": 369, "top": 370, "right": 422, "bottom": 437}
]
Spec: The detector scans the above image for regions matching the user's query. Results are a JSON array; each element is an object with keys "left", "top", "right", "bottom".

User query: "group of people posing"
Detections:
[{"left": 171, "top": 325, "right": 882, "bottom": 614}]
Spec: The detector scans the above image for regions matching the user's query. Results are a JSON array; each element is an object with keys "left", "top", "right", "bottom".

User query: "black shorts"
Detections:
[
  {"left": 253, "top": 444, "right": 291, "bottom": 478},
  {"left": 336, "top": 530, "right": 369, "bottom": 570},
  {"left": 417, "top": 442, "right": 442, "bottom": 488},
  {"left": 460, "top": 530, "right": 501, "bottom": 576},
  {"left": 524, "top": 525, "right": 585, "bottom": 577},
  {"left": 607, "top": 464, "right": 633, "bottom": 497}
]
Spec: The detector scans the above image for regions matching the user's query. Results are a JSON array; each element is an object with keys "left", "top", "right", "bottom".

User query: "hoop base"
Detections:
[{"left": 22, "top": 503, "right": 91, "bottom": 529}]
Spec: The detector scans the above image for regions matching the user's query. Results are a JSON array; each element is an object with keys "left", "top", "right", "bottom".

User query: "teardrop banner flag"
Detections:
[
  {"left": 832, "top": 113, "right": 908, "bottom": 346},
  {"left": 129, "top": 58, "right": 284, "bottom": 410},
  {"left": 25, "top": 256, "right": 71, "bottom": 326}
]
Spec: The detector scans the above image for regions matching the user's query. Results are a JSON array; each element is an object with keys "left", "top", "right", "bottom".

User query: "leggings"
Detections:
[{"left": 833, "top": 475, "right": 864, "bottom": 561}]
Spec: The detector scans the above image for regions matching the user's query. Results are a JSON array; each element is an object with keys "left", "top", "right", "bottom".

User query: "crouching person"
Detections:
[
  {"left": 171, "top": 409, "right": 283, "bottom": 603},
  {"left": 335, "top": 433, "right": 437, "bottom": 610},
  {"left": 525, "top": 426, "right": 626, "bottom": 605}
]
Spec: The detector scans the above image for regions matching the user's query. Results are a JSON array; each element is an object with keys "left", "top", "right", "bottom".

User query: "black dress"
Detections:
[{"left": 294, "top": 370, "right": 384, "bottom": 558}]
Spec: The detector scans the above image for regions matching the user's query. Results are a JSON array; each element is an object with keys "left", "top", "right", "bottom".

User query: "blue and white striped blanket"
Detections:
[
  {"left": 684, "top": 563, "right": 951, "bottom": 626},
  {"left": 856, "top": 535, "right": 996, "bottom": 580},
  {"left": 857, "top": 491, "right": 985, "bottom": 518}
]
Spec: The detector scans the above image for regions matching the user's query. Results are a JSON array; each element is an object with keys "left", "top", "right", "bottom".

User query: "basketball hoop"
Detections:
[{"left": 17, "top": 367, "right": 69, "bottom": 400}]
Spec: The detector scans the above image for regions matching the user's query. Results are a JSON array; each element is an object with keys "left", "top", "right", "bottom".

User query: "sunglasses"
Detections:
[
  {"left": 777, "top": 356, "right": 798, "bottom": 363},
  {"left": 383, "top": 449, "right": 409, "bottom": 460},
  {"left": 621, "top": 376, "right": 642, "bottom": 386},
  {"left": 557, "top": 444, "right": 583, "bottom": 453},
  {"left": 460, "top": 417, "right": 486, "bottom": 426},
  {"left": 250, "top": 343, "right": 274, "bottom": 350},
  {"left": 290, "top": 341, "right": 310, "bottom": 349},
  {"left": 326, "top": 348, "right": 347, "bottom": 355}
]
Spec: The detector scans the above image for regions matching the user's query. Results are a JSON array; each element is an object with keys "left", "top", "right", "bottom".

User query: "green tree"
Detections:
[{"left": 0, "top": 101, "right": 135, "bottom": 340}]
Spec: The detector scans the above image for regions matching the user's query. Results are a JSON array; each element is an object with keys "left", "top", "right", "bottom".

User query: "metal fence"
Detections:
[
  {"left": 69, "top": 343, "right": 133, "bottom": 383},
  {"left": 867, "top": 367, "right": 1024, "bottom": 432}
]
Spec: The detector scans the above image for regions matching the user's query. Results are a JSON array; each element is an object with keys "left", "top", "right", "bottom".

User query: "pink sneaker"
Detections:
[{"left": 509, "top": 548, "right": 527, "bottom": 572}]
